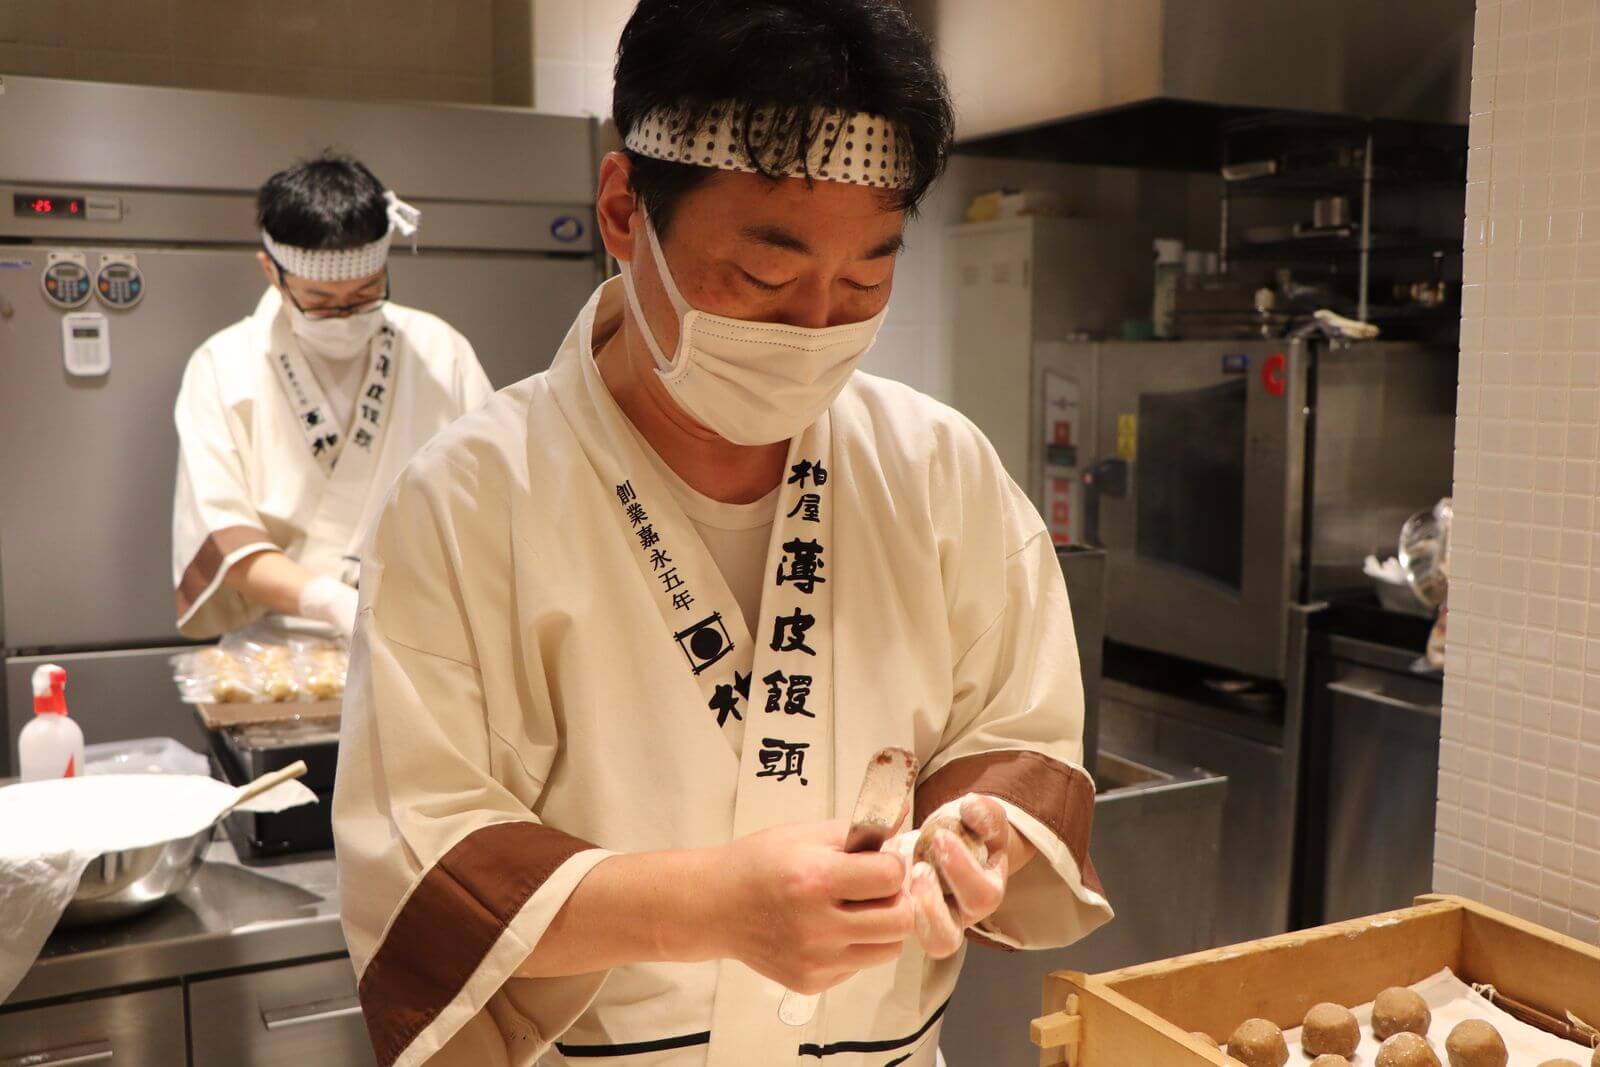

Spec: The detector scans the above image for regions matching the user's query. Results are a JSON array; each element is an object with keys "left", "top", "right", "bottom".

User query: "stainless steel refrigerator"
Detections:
[{"left": 0, "top": 76, "right": 603, "bottom": 771}]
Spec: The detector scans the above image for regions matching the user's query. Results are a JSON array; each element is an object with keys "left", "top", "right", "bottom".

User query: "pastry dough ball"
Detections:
[
  {"left": 1310, "top": 1057, "right": 1352, "bottom": 1067},
  {"left": 913, "top": 812, "right": 988, "bottom": 896},
  {"left": 1444, "top": 1020, "right": 1507, "bottom": 1067},
  {"left": 1225, "top": 1018, "right": 1288, "bottom": 1067},
  {"left": 260, "top": 671, "right": 296, "bottom": 702},
  {"left": 1377, "top": 1032, "right": 1441, "bottom": 1067},
  {"left": 302, "top": 670, "right": 343, "bottom": 700},
  {"left": 1303, "top": 1002, "right": 1360, "bottom": 1058},
  {"left": 1189, "top": 1031, "right": 1219, "bottom": 1049},
  {"left": 213, "top": 676, "right": 252, "bottom": 703},
  {"left": 1372, "top": 987, "right": 1432, "bottom": 1041}
]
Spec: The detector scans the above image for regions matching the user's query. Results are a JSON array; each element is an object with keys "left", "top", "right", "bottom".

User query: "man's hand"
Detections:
[
  {"left": 906, "top": 795, "right": 1027, "bottom": 959},
  {"left": 713, "top": 820, "right": 915, "bottom": 995}
]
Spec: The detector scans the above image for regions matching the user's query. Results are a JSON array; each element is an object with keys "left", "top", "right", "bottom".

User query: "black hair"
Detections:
[
  {"left": 612, "top": 0, "right": 954, "bottom": 236},
  {"left": 256, "top": 152, "right": 389, "bottom": 249}
]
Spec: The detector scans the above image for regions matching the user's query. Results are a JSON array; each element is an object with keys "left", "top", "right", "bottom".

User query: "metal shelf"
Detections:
[
  {"left": 1229, "top": 234, "right": 1463, "bottom": 261},
  {"left": 1225, "top": 166, "right": 1466, "bottom": 199}
]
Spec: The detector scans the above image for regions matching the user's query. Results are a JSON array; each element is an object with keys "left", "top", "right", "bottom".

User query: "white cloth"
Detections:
[
  {"left": 332, "top": 276, "right": 1110, "bottom": 1067},
  {"left": 624, "top": 103, "right": 913, "bottom": 190},
  {"left": 259, "top": 190, "right": 421, "bottom": 282},
  {"left": 172, "top": 287, "right": 493, "bottom": 638},
  {"left": 1282, "top": 967, "right": 1597, "bottom": 1065},
  {"left": 0, "top": 774, "right": 316, "bottom": 1005}
]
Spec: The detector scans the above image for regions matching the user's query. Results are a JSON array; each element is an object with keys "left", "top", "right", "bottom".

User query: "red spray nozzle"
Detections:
[{"left": 32, "top": 664, "right": 67, "bottom": 715}]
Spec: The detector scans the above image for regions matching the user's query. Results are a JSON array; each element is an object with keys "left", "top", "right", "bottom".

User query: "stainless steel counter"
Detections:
[{"left": 6, "top": 833, "right": 346, "bottom": 1008}]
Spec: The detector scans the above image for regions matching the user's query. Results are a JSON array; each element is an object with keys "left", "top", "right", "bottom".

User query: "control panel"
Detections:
[
  {"left": 95, "top": 253, "right": 144, "bottom": 309},
  {"left": 41, "top": 251, "right": 92, "bottom": 309},
  {"left": 61, "top": 311, "right": 112, "bottom": 377}
]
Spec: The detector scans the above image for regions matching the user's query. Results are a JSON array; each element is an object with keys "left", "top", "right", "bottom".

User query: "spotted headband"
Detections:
[
  {"left": 623, "top": 102, "right": 913, "bottom": 190},
  {"left": 261, "top": 191, "right": 421, "bottom": 283}
]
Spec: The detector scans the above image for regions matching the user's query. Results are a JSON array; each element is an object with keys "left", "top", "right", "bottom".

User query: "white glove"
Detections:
[{"left": 298, "top": 575, "right": 359, "bottom": 637}]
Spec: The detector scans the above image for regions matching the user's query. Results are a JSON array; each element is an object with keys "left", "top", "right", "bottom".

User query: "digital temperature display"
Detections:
[{"left": 14, "top": 193, "right": 87, "bottom": 219}]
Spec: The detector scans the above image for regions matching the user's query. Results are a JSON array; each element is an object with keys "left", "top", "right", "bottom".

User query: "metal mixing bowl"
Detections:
[{"left": 58, "top": 825, "right": 214, "bottom": 927}]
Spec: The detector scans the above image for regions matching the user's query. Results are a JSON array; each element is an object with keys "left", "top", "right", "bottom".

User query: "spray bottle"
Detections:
[{"left": 19, "top": 664, "right": 84, "bottom": 782}]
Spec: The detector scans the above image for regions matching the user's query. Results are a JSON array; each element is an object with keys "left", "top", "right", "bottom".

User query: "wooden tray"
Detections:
[
  {"left": 1031, "top": 895, "right": 1600, "bottom": 1065},
  {"left": 193, "top": 700, "right": 342, "bottom": 730}
]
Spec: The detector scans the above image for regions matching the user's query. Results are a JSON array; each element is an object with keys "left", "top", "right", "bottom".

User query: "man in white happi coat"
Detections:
[
  {"left": 172, "top": 153, "right": 492, "bottom": 641},
  {"left": 334, "top": 3, "right": 1112, "bottom": 1064}
]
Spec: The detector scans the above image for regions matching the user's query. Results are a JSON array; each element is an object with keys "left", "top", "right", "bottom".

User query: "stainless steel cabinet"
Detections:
[
  {"left": 189, "top": 957, "right": 374, "bottom": 1067},
  {"left": 1299, "top": 634, "right": 1441, "bottom": 925},
  {"left": 0, "top": 985, "right": 185, "bottom": 1066},
  {"left": 1100, "top": 678, "right": 1294, "bottom": 946}
]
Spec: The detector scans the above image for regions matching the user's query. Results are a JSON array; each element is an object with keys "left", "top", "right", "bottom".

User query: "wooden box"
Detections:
[
  {"left": 1032, "top": 895, "right": 1600, "bottom": 1065},
  {"left": 194, "top": 700, "right": 341, "bottom": 730}
]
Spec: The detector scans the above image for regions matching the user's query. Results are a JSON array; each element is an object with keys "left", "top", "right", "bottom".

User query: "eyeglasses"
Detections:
[{"left": 270, "top": 257, "right": 390, "bottom": 320}]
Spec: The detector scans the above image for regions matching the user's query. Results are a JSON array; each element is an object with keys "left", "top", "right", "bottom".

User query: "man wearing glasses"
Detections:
[{"left": 171, "top": 153, "right": 492, "bottom": 641}]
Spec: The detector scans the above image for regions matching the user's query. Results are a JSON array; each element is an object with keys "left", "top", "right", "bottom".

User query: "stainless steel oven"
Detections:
[{"left": 1033, "top": 339, "right": 1456, "bottom": 681}]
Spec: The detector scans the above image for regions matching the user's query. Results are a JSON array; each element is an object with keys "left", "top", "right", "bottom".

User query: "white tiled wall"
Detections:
[
  {"left": 530, "top": 0, "right": 631, "bottom": 117},
  {"left": 1433, "top": 0, "right": 1600, "bottom": 946}
]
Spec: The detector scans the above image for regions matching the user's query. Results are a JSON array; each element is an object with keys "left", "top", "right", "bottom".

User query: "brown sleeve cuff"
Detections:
[
  {"left": 175, "top": 524, "right": 274, "bottom": 620},
  {"left": 915, "top": 749, "right": 1104, "bottom": 901},
  {"left": 357, "top": 820, "right": 595, "bottom": 1067}
]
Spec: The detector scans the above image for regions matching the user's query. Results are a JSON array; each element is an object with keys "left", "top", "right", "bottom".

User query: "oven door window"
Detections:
[{"left": 1134, "top": 379, "right": 1248, "bottom": 590}]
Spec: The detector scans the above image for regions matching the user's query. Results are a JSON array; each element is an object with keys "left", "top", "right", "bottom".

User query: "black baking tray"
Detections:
[
  {"left": 206, "top": 731, "right": 335, "bottom": 859},
  {"left": 215, "top": 718, "right": 341, "bottom": 791}
]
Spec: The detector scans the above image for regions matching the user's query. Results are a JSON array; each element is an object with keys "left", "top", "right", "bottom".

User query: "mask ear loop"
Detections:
[{"left": 617, "top": 203, "right": 687, "bottom": 372}]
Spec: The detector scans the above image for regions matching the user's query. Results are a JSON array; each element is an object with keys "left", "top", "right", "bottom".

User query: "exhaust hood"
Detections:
[{"left": 924, "top": 0, "right": 1474, "bottom": 170}]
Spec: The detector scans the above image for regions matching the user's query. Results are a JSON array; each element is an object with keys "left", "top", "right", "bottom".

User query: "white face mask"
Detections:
[
  {"left": 618, "top": 209, "right": 887, "bottom": 446},
  {"left": 284, "top": 300, "right": 384, "bottom": 361}
]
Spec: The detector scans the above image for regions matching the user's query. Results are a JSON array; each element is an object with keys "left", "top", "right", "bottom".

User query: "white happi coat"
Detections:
[
  {"left": 172, "top": 288, "right": 493, "bottom": 638},
  {"left": 333, "top": 277, "right": 1111, "bottom": 1067}
]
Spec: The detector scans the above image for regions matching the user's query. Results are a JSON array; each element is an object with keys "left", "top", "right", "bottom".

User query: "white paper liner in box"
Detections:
[
  {"left": 1283, "top": 966, "right": 1596, "bottom": 1064},
  {"left": 0, "top": 773, "right": 317, "bottom": 1005}
]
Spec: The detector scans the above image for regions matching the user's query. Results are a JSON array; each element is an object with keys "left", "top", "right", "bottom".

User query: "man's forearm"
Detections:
[
  {"left": 513, "top": 848, "right": 723, "bottom": 978},
  {"left": 223, "top": 549, "right": 317, "bottom": 617}
]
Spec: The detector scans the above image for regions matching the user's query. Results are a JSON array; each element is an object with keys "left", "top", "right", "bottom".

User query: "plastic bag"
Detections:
[
  {"left": 170, "top": 630, "right": 348, "bottom": 705},
  {"left": 82, "top": 737, "right": 210, "bottom": 776}
]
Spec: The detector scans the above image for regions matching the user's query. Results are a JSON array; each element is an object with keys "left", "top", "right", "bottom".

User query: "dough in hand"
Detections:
[
  {"left": 1444, "top": 1019, "right": 1507, "bottom": 1067},
  {"left": 1226, "top": 1018, "right": 1288, "bottom": 1067},
  {"left": 913, "top": 812, "right": 988, "bottom": 896},
  {"left": 1303, "top": 1002, "right": 1360, "bottom": 1058},
  {"left": 1372, "top": 986, "right": 1432, "bottom": 1041},
  {"left": 1311, "top": 1057, "right": 1352, "bottom": 1067},
  {"left": 1377, "top": 1032, "right": 1441, "bottom": 1067}
]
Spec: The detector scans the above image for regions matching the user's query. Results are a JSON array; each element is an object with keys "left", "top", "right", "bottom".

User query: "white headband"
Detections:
[
  {"left": 262, "top": 191, "right": 421, "bottom": 282},
  {"left": 624, "top": 102, "right": 913, "bottom": 190}
]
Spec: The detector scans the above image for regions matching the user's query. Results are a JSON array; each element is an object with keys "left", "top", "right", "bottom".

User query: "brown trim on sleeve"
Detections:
[
  {"left": 915, "top": 750, "right": 1104, "bottom": 899},
  {"left": 175, "top": 525, "right": 274, "bottom": 618},
  {"left": 356, "top": 820, "right": 594, "bottom": 1067}
]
